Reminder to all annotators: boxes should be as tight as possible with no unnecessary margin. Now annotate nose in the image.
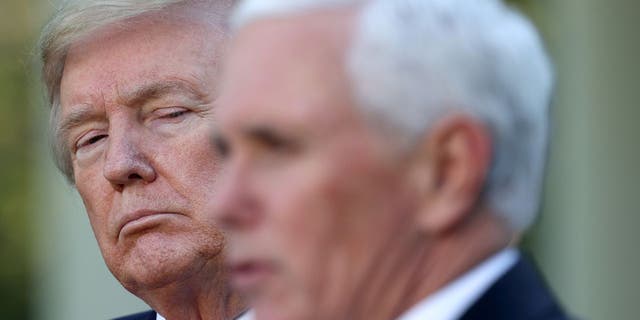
[103,130,156,191]
[213,159,261,231]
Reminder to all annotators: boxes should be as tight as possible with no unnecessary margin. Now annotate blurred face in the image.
[214,15,419,320]
[58,15,227,292]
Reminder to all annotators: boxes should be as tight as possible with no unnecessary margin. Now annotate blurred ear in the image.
[408,114,492,234]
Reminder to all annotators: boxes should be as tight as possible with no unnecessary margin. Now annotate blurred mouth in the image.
[228,260,275,293]
[118,210,180,240]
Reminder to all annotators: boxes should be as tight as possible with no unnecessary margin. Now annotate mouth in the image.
[117,210,179,240]
[228,259,275,293]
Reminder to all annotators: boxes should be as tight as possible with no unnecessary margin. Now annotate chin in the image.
[254,296,313,320]
[110,232,223,292]
[255,308,296,320]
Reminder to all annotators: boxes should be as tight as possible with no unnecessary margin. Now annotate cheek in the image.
[279,159,406,296]
[75,165,113,233]
[158,129,221,199]
[265,169,357,301]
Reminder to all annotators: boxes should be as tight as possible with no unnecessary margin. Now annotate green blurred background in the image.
[0,0,638,319]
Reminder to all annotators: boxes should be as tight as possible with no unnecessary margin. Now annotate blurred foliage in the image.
[0,44,32,319]
[0,0,43,318]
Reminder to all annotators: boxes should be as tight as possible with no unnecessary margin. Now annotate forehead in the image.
[218,8,358,131]
[59,9,226,110]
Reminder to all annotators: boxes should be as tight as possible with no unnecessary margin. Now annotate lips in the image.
[116,210,179,239]
[228,259,275,293]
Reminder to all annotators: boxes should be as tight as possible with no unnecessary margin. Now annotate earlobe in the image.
[409,114,492,235]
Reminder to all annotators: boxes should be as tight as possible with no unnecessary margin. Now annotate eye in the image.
[249,127,300,154]
[75,132,108,151]
[155,107,190,121]
[213,135,231,159]
[163,110,188,119]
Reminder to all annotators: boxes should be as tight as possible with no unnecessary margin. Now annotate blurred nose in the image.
[214,158,261,231]
[103,129,156,191]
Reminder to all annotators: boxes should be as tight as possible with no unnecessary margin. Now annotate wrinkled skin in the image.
[58,11,238,317]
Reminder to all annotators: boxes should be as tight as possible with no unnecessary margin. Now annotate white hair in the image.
[232,0,554,230]
[231,0,362,30]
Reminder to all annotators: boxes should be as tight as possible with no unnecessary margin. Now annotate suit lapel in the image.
[460,255,568,320]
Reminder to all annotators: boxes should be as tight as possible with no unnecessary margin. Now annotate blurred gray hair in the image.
[232,0,554,230]
[39,0,235,183]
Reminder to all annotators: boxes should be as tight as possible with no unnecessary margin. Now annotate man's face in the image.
[215,14,420,320]
[58,15,227,291]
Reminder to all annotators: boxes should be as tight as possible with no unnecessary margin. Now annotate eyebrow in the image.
[58,80,208,144]
[121,79,207,108]
[57,106,104,147]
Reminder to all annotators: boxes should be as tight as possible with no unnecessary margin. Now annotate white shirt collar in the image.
[396,248,518,320]
[156,310,253,320]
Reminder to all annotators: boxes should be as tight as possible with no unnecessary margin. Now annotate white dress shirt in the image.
[156,309,253,320]
[396,248,518,320]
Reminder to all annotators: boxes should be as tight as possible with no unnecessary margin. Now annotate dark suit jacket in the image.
[460,255,570,320]
[112,309,251,320]
[112,310,156,320]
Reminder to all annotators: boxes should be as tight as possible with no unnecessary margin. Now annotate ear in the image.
[408,114,492,235]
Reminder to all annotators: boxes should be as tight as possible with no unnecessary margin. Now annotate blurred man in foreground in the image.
[39,1,247,319]
[213,0,569,319]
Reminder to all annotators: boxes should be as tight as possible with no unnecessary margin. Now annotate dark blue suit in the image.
[112,310,156,320]
[460,256,570,320]
[112,309,251,320]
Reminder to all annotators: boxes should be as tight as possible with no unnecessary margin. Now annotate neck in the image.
[346,210,511,320]
[136,260,245,320]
